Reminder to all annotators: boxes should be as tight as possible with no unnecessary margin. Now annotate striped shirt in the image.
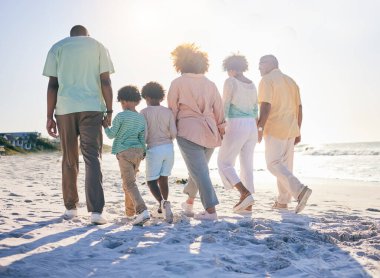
[104,110,146,155]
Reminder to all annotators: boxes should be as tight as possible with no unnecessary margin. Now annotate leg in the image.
[183,147,214,199]
[265,136,304,203]
[239,119,257,194]
[147,179,163,203]
[117,149,147,214]
[56,113,80,210]
[79,112,105,213]
[145,145,165,202]
[158,144,174,201]
[265,135,292,204]
[177,137,219,211]
[124,191,135,217]
[217,119,245,190]
[158,176,169,200]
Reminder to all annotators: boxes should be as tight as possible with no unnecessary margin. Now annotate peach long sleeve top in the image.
[167,73,225,148]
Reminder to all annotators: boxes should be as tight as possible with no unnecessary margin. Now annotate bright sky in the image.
[0,0,379,144]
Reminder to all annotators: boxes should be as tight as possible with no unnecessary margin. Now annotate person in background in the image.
[43,25,114,225]
[141,82,177,223]
[168,43,225,221]
[257,54,312,213]
[217,54,258,213]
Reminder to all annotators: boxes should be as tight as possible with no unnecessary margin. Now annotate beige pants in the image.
[56,112,104,213]
[117,148,147,214]
[264,135,305,204]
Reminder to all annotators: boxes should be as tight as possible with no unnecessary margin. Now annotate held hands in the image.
[102,113,112,128]
[294,135,301,145]
[258,129,263,143]
[218,126,225,139]
[46,118,58,138]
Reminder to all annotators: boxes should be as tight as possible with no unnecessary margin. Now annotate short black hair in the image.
[141,82,165,100]
[223,54,249,72]
[70,25,88,37]
[117,85,141,102]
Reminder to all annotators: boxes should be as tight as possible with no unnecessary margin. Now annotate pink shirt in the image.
[168,73,225,148]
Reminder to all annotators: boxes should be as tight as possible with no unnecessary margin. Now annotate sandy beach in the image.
[0,152,379,277]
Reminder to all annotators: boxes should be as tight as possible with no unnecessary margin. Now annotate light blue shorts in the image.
[145,143,174,181]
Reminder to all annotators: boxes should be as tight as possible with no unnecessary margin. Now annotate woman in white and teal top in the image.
[217,54,258,214]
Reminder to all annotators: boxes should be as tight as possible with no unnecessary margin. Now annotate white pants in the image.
[264,135,305,204]
[217,118,257,193]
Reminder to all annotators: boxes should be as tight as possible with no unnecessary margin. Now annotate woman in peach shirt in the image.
[168,43,225,220]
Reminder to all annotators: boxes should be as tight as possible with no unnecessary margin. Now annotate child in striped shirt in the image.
[103,85,150,226]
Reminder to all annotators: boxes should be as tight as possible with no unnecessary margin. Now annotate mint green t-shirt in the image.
[43,36,115,115]
[104,110,147,155]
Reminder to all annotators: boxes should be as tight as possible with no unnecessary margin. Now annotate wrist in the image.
[106,109,113,114]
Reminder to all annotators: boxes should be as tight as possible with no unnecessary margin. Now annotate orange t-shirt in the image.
[258,69,301,139]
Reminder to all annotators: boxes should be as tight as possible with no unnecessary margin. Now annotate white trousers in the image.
[217,118,257,193]
[264,135,304,204]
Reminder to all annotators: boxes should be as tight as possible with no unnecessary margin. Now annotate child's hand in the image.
[102,119,109,128]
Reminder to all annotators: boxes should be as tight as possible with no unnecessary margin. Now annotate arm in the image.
[222,79,233,119]
[169,112,177,139]
[257,102,271,143]
[104,115,120,139]
[213,85,226,136]
[167,81,179,121]
[138,122,147,152]
[294,105,302,145]
[100,72,113,126]
[46,77,59,138]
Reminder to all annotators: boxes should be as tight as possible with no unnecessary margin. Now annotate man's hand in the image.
[46,118,58,138]
[258,129,263,143]
[294,135,301,145]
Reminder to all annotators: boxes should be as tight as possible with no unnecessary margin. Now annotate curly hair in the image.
[171,43,209,74]
[222,54,249,72]
[117,85,141,102]
[141,82,165,100]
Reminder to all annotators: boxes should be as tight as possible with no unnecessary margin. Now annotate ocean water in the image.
[172,141,380,183]
[103,141,380,183]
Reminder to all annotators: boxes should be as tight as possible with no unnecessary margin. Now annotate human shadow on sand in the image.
[0,211,374,278]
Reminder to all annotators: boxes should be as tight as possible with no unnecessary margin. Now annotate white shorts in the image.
[145,143,174,181]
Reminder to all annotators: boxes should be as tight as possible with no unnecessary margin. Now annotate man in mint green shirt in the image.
[43,25,114,225]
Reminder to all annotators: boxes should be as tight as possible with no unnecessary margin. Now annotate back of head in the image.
[223,54,249,72]
[70,25,89,37]
[171,43,209,74]
[117,85,141,102]
[260,55,279,68]
[141,82,165,100]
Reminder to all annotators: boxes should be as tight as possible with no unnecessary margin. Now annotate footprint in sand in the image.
[8,192,23,197]
[103,239,124,249]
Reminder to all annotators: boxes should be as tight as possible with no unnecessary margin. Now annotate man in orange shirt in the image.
[257,55,312,213]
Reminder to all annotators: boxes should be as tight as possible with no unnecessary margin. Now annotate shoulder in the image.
[170,76,182,85]
[159,106,174,115]
[283,73,298,86]
[48,37,70,53]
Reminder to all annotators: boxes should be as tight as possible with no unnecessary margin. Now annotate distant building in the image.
[0,145,5,155]
[0,132,41,150]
